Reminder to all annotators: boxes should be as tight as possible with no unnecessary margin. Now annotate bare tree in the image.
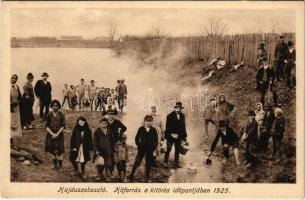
[203,17,228,37]
[151,21,162,39]
[107,21,120,46]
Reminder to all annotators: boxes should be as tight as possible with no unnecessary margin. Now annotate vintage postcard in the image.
[0,1,304,198]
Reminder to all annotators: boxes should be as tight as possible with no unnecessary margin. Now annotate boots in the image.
[58,160,63,171]
[52,159,58,169]
[144,167,151,183]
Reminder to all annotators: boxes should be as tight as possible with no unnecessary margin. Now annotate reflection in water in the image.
[12,47,221,182]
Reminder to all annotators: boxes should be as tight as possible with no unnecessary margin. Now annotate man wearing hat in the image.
[241,111,258,167]
[164,102,189,169]
[207,120,240,165]
[34,72,52,121]
[21,73,35,129]
[106,109,127,175]
[274,35,289,81]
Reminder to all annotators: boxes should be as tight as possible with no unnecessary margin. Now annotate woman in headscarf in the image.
[255,102,266,143]
[10,74,23,148]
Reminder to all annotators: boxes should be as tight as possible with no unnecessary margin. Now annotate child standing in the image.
[271,108,285,162]
[70,116,93,177]
[93,118,113,182]
[45,100,66,171]
[69,85,78,112]
[128,115,158,182]
[113,133,129,182]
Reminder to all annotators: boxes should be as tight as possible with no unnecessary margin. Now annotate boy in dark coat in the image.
[164,102,189,169]
[107,109,127,175]
[34,72,52,121]
[262,104,275,151]
[271,108,285,162]
[241,111,258,167]
[70,116,93,177]
[128,115,158,183]
[22,73,35,130]
[207,120,241,165]
[93,118,114,182]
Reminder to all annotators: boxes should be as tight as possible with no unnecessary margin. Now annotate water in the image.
[11,47,221,182]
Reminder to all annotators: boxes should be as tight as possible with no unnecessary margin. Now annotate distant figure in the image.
[117,79,128,112]
[207,120,240,165]
[45,100,66,171]
[22,73,35,130]
[257,42,268,68]
[88,80,99,111]
[62,83,70,110]
[256,57,276,106]
[10,74,23,148]
[34,72,52,121]
[203,96,217,140]
[69,85,78,112]
[164,102,189,169]
[274,35,289,81]
[70,116,93,178]
[286,41,296,89]
[128,115,158,183]
[75,79,86,111]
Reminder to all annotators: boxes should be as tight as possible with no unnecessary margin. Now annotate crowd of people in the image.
[10,35,294,182]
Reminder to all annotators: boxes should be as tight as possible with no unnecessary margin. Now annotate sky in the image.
[11,8,296,38]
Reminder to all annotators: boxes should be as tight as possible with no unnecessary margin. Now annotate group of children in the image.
[45,100,129,182]
[62,78,128,113]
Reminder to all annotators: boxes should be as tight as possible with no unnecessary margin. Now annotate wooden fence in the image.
[118,33,295,67]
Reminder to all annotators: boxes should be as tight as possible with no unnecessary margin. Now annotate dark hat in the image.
[279,35,285,39]
[264,103,272,108]
[288,40,294,46]
[41,72,49,77]
[26,73,34,79]
[218,120,227,128]
[248,110,256,116]
[107,109,117,115]
[257,42,265,49]
[174,102,184,109]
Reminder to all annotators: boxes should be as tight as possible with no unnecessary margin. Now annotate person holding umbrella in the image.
[34,72,52,121]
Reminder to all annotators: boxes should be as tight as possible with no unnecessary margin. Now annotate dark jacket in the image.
[108,119,127,144]
[263,111,275,132]
[274,42,289,61]
[210,127,239,152]
[272,117,285,137]
[287,48,296,67]
[93,128,114,166]
[70,127,93,162]
[256,67,275,87]
[135,126,158,151]
[34,80,52,102]
[244,119,258,142]
[165,111,187,141]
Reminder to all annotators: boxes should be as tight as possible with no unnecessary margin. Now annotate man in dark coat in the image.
[207,120,240,165]
[164,102,189,169]
[34,72,52,121]
[106,109,127,175]
[286,40,296,88]
[256,57,276,106]
[22,73,35,129]
[241,111,258,167]
[274,35,289,81]
[128,115,158,182]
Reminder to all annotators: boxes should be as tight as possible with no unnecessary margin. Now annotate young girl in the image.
[45,100,66,171]
[93,118,113,182]
[70,116,93,177]
[255,102,266,141]
[113,133,129,182]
